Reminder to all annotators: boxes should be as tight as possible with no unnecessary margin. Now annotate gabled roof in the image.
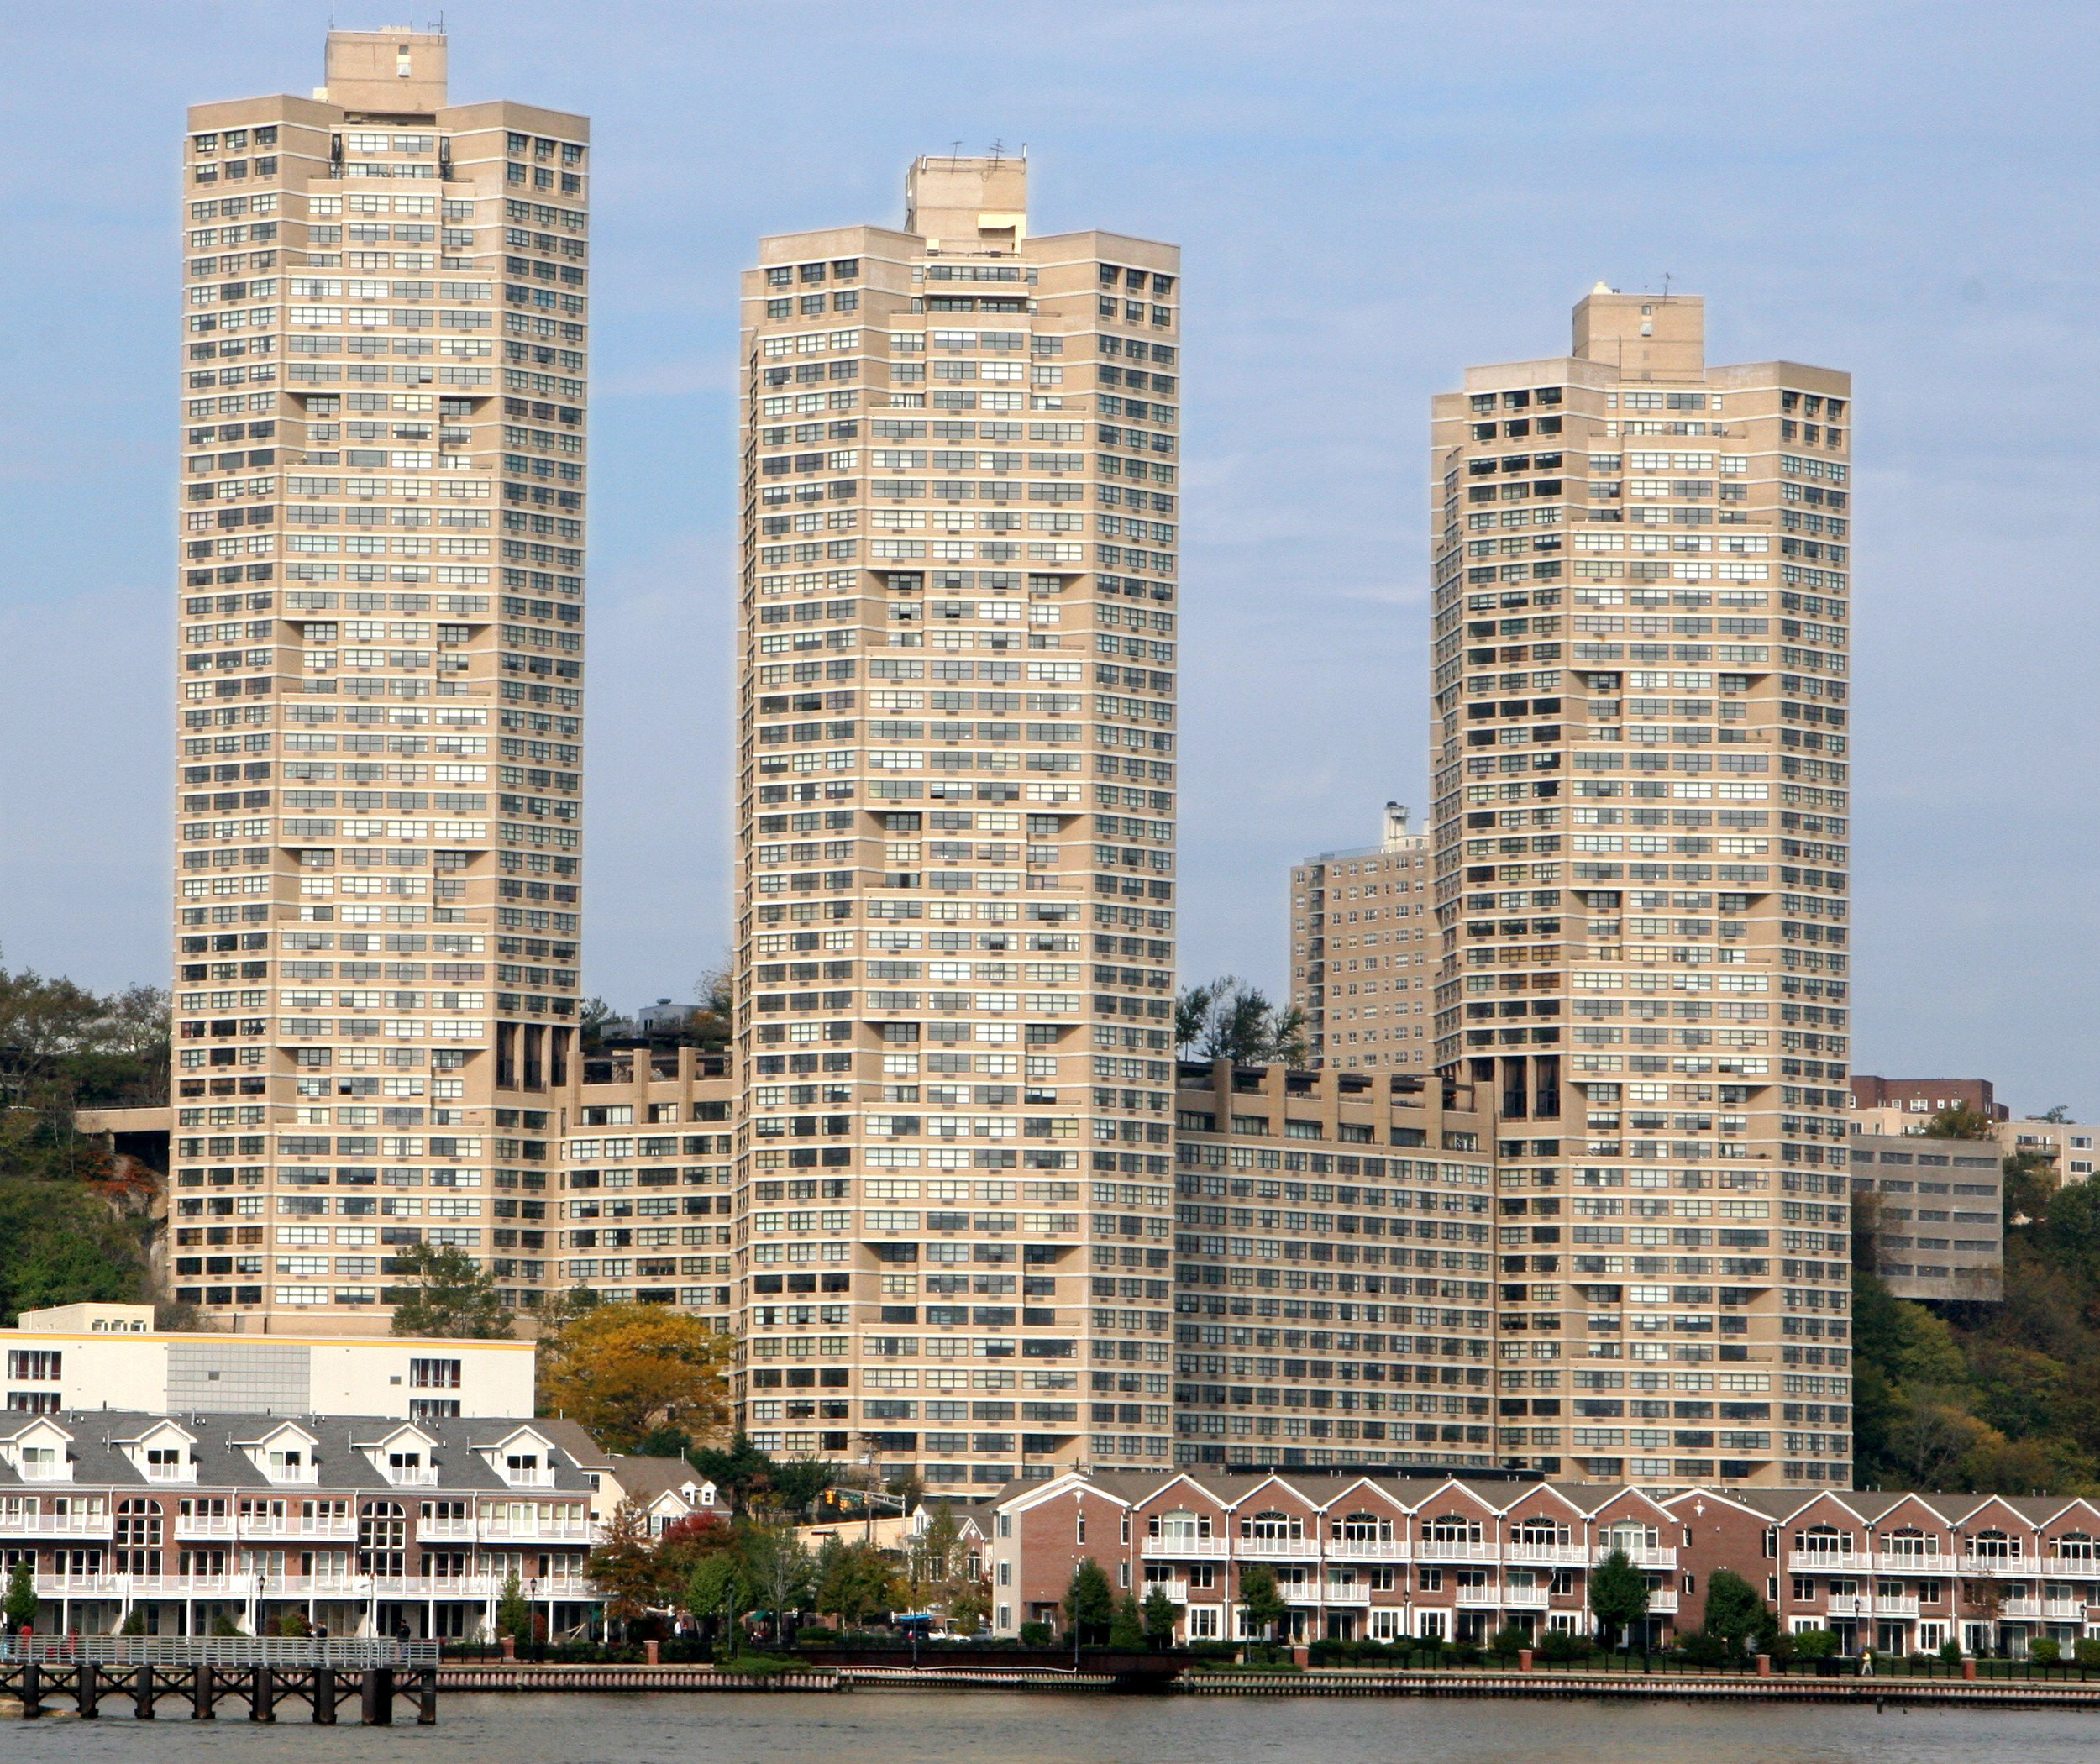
[231,1419,321,1449]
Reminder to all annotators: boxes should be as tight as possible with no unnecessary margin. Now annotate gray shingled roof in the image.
[0,1410,598,1495]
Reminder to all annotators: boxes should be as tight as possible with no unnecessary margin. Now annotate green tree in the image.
[1701,1567,1769,1660]
[1141,1583,1178,1647]
[496,1571,532,1645]
[1109,1591,1146,1651]
[813,1536,895,1628]
[1235,1562,1288,1647]
[689,1549,753,1654]
[1588,1548,1650,1650]
[1064,1557,1114,1646]
[3,1557,37,1630]
[1174,976,1309,1065]
[386,1241,514,1338]
[740,1520,816,1637]
[1923,1103,1997,1140]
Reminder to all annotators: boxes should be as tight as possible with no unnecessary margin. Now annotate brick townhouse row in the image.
[985,1469,2100,1657]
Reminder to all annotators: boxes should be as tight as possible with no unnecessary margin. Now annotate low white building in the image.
[3,1304,536,1420]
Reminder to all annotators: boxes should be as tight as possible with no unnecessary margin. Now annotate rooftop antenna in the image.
[988,139,1005,164]
[1662,272,1673,299]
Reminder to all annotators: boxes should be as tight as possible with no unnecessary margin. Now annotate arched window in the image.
[359,1499,407,1577]
[2050,1532,2093,1562]
[1791,1524,1849,1556]
[1150,1509,1210,1542]
[1423,1513,1482,1546]
[1513,1516,1570,1547]
[1879,1528,1938,1560]
[1334,1510,1393,1543]
[113,1498,162,1576]
[1968,1529,2016,1560]
[1241,1509,1302,1541]
[1603,1520,1658,1554]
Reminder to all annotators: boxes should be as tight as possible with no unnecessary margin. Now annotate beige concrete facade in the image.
[1290,801,1436,1067]
[1846,1133,2003,1302]
[171,29,588,1333]
[1430,290,1855,1488]
[730,158,1183,1487]
[1170,1061,1502,1473]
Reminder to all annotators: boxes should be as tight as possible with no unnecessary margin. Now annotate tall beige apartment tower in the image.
[1289,801,1436,1068]
[1431,290,1855,1489]
[732,158,1182,1487]
[171,29,588,1331]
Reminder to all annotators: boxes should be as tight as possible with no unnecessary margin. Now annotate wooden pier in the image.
[2,1637,439,1724]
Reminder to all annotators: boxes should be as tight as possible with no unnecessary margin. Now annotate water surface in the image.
[5,1689,2091,1764]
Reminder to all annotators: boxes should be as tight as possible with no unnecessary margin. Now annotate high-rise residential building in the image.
[1289,801,1436,1068]
[732,156,1183,1486]
[1429,288,1855,1488]
[1169,1059,1499,1472]
[170,29,589,1332]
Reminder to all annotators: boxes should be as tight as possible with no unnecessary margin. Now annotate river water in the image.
[5,1691,2094,1763]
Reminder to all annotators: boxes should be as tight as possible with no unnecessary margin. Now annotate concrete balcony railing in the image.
[1141,1536,1227,1559]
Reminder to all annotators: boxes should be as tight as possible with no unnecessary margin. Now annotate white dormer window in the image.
[144,1446,193,1482]
[20,1446,66,1481]
[387,1450,436,1485]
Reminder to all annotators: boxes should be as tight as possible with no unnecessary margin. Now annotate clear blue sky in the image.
[1,2,2093,1116]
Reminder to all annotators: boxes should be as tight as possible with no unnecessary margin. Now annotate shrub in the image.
[1538,1629,1591,1664]
[1019,1621,1053,1647]
[1488,1625,1528,1660]
[1677,1628,1730,1668]
[2029,1636,2061,1665]
[795,1625,835,1646]
[2076,1637,2100,1668]
[1792,1629,1837,1661]
[1447,1643,1483,1667]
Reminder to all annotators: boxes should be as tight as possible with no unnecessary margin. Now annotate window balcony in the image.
[1597,1545,1677,1570]
[1498,1585,1552,1609]
[1645,1590,1679,1614]
[1236,1533,1319,1558]
[417,1517,477,1542]
[0,1508,108,1536]
[1956,1553,2026,1575]
[1141,1535,1226,1559]
[1326,1537,1407,1561]
[1505,1542,1587,1566]
[498,1467,557,1488]
[1453,1584,1504,1607]
[383,1467,440,1487]
[1140,1578,1189,1603]
[1416,1541,1498,1563]
[1788,1550,1874,1573]
[176,1514,236,1537]
[1875,1551,1947,1574]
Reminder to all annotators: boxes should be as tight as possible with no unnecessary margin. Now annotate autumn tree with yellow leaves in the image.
[535,1300,732,1452]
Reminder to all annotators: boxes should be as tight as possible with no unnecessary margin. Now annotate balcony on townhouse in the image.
[0,1507,108,1536]
[1499,1584,1553,1609]
[1956,1552,2026,1575]
[1505,1542,1588,1567]
[1416,1541,1499,1564]
[1236,1533,1320,1558]
[417,1516,477,1542]
[1598,1545,1677,1570]
[1140,1578,1190,1603]
[1140,1535,1227,1559]
[1788,1550,1875,1573]
[1876,1551,1948,1575]
[1453,1584,1504,1607]
[1326,1536,1408,1561]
